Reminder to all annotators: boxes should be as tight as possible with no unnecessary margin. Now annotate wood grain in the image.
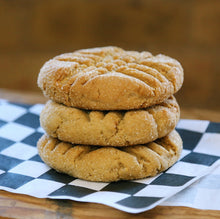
[0,190,220,219]
[0,89,220,218]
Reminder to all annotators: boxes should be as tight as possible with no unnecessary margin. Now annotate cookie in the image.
[40,96,180,146]
[37,130,182,182]
[37,46,183,110]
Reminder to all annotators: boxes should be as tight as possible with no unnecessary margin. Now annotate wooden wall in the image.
[0,0,220,109]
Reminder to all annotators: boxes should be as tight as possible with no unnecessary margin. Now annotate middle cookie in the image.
[40,96,180,147]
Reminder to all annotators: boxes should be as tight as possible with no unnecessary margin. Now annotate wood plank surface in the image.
[0,89,220,219]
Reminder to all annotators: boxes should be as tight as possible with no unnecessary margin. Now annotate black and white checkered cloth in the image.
[0,99,219,213]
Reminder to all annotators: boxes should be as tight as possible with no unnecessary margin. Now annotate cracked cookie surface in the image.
[37,46,184,110]
[40,96,180,146]
[37,130,182,182]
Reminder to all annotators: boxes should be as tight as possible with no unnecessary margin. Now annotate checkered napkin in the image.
[0,99,219,213]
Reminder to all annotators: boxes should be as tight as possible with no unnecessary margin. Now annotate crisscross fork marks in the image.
[38,46,183,110]
[55,47,180,91]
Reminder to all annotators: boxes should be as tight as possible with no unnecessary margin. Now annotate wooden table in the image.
[0,89,220,219]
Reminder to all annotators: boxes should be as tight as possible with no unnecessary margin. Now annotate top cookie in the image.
[38,46,184,110]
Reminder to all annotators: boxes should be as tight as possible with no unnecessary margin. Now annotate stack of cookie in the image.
[37,46,184,182]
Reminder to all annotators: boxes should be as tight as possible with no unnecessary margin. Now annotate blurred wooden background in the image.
[0,0,219,110]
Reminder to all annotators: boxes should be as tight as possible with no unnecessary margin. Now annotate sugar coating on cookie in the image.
[37,130,182,182]
[37,46,184,110]
[40,96,180,146]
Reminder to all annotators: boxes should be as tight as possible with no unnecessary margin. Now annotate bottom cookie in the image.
[37,130,182,182]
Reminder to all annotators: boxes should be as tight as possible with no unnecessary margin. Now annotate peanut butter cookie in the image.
[40,96,180,146]
[37,130,182,182]
[37,46,183,110]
